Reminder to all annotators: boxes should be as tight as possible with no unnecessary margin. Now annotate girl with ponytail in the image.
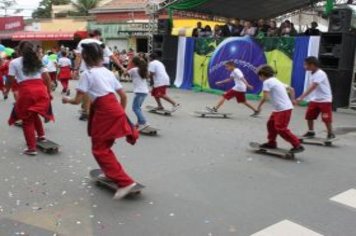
[6,41,54,156]
[128,56,150,130]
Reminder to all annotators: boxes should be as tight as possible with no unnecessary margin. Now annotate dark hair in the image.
[18,41,43,75]
[89,29,102,38]
[257,65,275,77]
[61,51,67,57]
[132,56,148,79]
[304,56,320,67]
[149,53,158,60]
[225,61,235,67]
[81,43,103,68]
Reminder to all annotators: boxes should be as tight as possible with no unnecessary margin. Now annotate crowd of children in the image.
[0,28,336,199]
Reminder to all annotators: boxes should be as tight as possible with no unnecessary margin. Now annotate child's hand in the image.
[247,84,254,90]
[292,99,297,106]
[62,96,70,104]
[216,81,222,85]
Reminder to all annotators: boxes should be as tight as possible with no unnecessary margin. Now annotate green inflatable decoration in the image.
[49,54,58,62]
[4,48,15,56]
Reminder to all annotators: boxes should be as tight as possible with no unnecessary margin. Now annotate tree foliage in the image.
[70,0,101,16]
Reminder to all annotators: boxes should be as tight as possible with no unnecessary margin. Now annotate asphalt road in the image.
[0,81,355,236]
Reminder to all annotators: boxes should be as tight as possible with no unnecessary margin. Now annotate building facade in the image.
[90,0,149,52]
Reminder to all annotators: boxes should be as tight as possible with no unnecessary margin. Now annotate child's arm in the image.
[241,77,254,90]
[287,86,296,105]
[297,83,318,102]
[257,91,269,111]
[216,77,233,85]
[62,91,85,105]
[4,75,14,96]
[116,89,127,109]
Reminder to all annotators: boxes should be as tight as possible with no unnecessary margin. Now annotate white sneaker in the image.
[113,183,137,200]
[138,124,149,131]
[172,103,181,112]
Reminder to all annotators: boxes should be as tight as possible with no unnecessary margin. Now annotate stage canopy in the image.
[168,0,322,20]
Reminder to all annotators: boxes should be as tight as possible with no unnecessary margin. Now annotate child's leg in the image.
[154,97,164,109]
[266,113,278,147]
[133,93,148,125]
[274,110,301,148]
[242,101,258,112]
[305,102,319,133]
[91,138,135,188]
[34,114,45,138]
[22,113,37,151]
[320,102,334,135]
[214,97,226,110]
[161,95,177,106]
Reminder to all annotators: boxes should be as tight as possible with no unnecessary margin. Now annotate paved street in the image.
[0,81,356,236]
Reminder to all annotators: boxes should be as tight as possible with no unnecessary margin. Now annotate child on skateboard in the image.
[62,43,139,200]
[256,65,304,153]
[297,57,335,140]
[5,41,54,156]
[206,61,259,116]
[128,56,150,130]
[148,53,180,112]
[57,51,72,95]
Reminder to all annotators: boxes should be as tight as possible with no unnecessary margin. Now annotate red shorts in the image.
[305,102,333,123]
[223,90,246,103]
[151,86,167,98]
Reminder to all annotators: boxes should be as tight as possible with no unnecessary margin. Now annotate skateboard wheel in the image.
[201,114,206,118]
[325,142,332,147]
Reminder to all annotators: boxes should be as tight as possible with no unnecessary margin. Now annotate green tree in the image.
[0,0,21,16]
[32,0,52,18]
[70,0,101,16]
[53,0,71,5]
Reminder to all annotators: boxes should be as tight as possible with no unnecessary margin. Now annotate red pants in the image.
[49,72,57,83]
[23,113,45,150]
[267,109,300,148]
[91,138,134,188]
[0,76,4,91]
[306,102,333,123]
[59,79,69,92]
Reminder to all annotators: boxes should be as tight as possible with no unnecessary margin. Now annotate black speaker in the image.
[319,32,356,70]
[324,69,354,108]
[328,8,353,32]
[152,35,178,84]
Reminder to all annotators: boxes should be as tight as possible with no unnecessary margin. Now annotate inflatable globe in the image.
[208,36,267,94]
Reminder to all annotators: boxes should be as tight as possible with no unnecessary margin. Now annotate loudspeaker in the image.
[152,35,178,83]
[328,8,352,32]
[324,69,354,108]
[319,32,356,70]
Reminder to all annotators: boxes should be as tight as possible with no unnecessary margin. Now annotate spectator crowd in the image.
[192,18,321,38]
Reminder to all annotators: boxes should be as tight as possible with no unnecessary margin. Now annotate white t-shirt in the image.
[58,57,72,67]
[309,69,332,103]
[231,68,247,92]
[77,67,122,101]
[76,38,113,71]
[148,60,170,88]
[128,67,149,94]
[42,55,57,72]
[8,57,47,83]
[263,77,293,112]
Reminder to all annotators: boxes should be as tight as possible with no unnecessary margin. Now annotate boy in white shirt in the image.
[148,53,180,111]
[297,57,335,139]
[256,65,304,153]
[207,61,259,116]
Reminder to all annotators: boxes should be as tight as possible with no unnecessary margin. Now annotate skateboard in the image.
[139,126,158,136]
[249,142,295,159]
[298,136,337,147]
[146,105,172,116]
[195,111,232,118]
[37,139,59,154]
[90,169,145,197]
